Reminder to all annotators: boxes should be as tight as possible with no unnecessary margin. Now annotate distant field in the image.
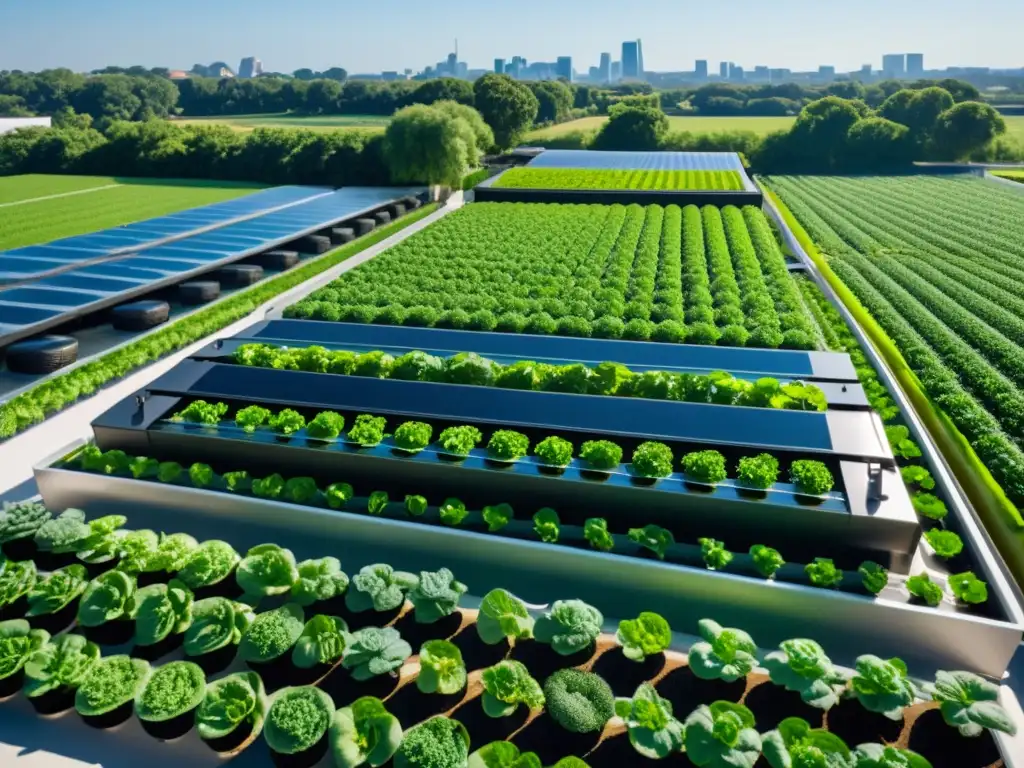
[0,176,264,251]
[528,115,797,140]
[173,113,390,133]
[994,170,1024,183]
[493,167,745,191]
[1004,116,1024,142]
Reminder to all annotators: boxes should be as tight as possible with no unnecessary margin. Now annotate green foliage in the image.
[683,701,762,768]
[291,557,349,606]
[900,465,935,491]
[75,655,151,716]
[682,450,728,484]
[763,639,850,711]
[616,683,685,759]
[409,568,467,623]
[326,483,355,510]
[584,518,615,552]
[851,744,934,768]
[761,716,852,768]
[348,414,387,447]
[924,529,964,559]
[616,612,671,661]
[688,619,758,682]
[907,573,944,606]
[23,633,100,698]
[307,411,346,440]
[184,597,254,657]
[630,525,675,560]
[405,495,429,517]
[417,640,467,695]
[196,671,268,742]
[534,436,574,468]
[948,571,988,604]
[292,615,348,669]
[270,408,306,436]
[264,686,335,755]
[437,425,483,456]
[805,558,844,589]
[859,562,890,595]
[172,399,227,425]
[736,454,781,489]
[481,660,545,718]
[77,569,135,627]
[850,655,919,719]
[134,578,194,646]
[591,105,670,151]
[236,543,299,598]
[394,421,434,452]
[487,430,531,461]
[699,537,733,571]
[579,440,623,470]
[789,460,835,496]
[330,696,403,768]
[532,508,560,543]
[885,426,922,461]
[482,503,514,532]
[468,742,541,768]
[927,670,1017,737]
[239,603,305,663]
[543,668,615,733]
[394,716,470,768]
[343,626,412,681]
[912,494,948,521]
[0,500,51,544]
[346,564,418,613]
[384,102,491,187]
[477,588,534,645]
[368,491,390,516]
[135,661,206,721]
[26,564,88,616]
[235,405,272,433]
[0,619,49,680]
[473,73,540,150]
[631,442,674,478]
[439,498,468,526]
[533,599,603,656]
[750,545,785,579]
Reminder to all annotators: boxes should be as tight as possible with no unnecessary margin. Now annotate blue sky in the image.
[1,0,1021,75]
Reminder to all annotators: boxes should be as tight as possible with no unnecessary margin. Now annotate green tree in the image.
[72,75,142,123]
[52,106,93,129]
[305,79,343,114]
[432,100,494,157]
[591,104,669,151]
[789,96,869,168]
[930,101,1006,159]
[383,103,483,186]
[842,117,914,169]
[472,73,539,150]
[407,77,475,107]
[530,80,574,124]
[935,78,981,103]
[0,94,31,116]
[825,80,866,100]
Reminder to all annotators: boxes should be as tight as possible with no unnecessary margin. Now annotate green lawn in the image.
[993,170,1024,183]
[0,177,264,251]
[0,174,124,205]
[1003,116,1024,142]
[173,113,390,133]
[528,115,796,140]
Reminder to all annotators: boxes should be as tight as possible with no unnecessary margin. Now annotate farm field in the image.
[763,174,1024,517]
[492,168,745,191]
[528,115,797,140]
[0,174,122,205]
[993,170,1024,183]
[173,112,390,133]
[286,201,822,349]
[0,177,265,251]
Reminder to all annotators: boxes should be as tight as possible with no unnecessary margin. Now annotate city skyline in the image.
[1,0,1022,75]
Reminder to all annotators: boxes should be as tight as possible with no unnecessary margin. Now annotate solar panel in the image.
[526,150,755,189]
[0,187,425,349]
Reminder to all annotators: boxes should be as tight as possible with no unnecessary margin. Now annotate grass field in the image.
[527,115,797,140]
[173,113,390,133]
[994,170,1024,183]
[1005,117,1024,143]
[0,176,264,251]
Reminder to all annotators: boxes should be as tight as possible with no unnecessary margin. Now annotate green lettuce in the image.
[77,569,136,627]
[135,660,206,721]
[23,633,101,698]
[292,615,348,669]
[330,696,403,768]
[196,671,268,741]
[134,578,195,647]
[185,597,255,657]
[264,686,335,755]
[27,564,89,616]
[0,619,49,680]
[236,543,299,598]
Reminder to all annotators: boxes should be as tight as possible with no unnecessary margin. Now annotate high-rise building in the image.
[446,52,458,75]
[508,56,526,79]
[456,61,469,79]
[588,66,601,80]
[882,53,906,79]
[622,40,641,79]
[719,61,730,79]
[859,63,873,79]
[695,60,708,80]
[754,65,769,82]
[599,53,612,83]
[818,65,836,80]
[611,61,622,82]
[907,53,924,77]
[730,65,745,82]
[494,58,506,74]
[238,57,262,79]
[556,56,573,82]
[637,39,644,76]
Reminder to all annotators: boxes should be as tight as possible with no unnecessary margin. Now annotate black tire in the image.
[296,235,332,255]
[5,335,79,375]
[388,203,406,219]
[402,196,422,210]
[110,301,170,332]
[354,218,375,236]
[329,228,355,245]
[374,211,391,226]
[178,281,221,306]
[218,264,264,286]
[253,250,299,270]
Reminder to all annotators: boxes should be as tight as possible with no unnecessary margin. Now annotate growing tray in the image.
[32,442,1023,680]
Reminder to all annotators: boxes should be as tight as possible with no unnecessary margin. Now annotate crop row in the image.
[764,176,1024,511]
[0,499,1012,768]
[0,204,440,443]
[491,168,745,192]
[229,344,829,411]
[284,202,820,350]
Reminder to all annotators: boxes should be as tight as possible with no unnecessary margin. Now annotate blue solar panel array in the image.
[0,187,421,347]
[0,186,333,285]
[527,150,756,190]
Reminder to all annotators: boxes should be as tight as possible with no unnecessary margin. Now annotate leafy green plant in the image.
[763,638,849,711]
[907,573,944,606]
[789,460,835,496]
[32,508,89,554]
[307,411,346,440]
[631,442,674,478]
[189,463,217,489]
[173,400,228,426]
[107,529,158,573]
[368,491,390,516]
[353,351,395,379]
[394,716,470,768]
[482,503,513,532]
[175,540,240,591]
[630,525,674,560]
[736,454,780,489]
[615,682,685,759]
[437,425,483,456]
[404,495,428,517]
[584,518,614,552]
[468,742,541,768]
[26,565,89,617]
[237,543,299,598]
[346,564,418,613]
[924,529,963,559]
[0,558,36,611]
[409,568,467,623]
[544,668,615,734]
[851,744,933,768]
[476,589,534,645]
[439,498,468,526]
[23,633,100,698]
[291,557,349,607]
[534,436,574,468]
[270,408,306,436]
[394,421,434,452]
[762,716,852,768]
[533,599,603,656]
[224,471,252,493]
[949,571,988,604]
[293,615,348,669]
[330,696,403,768]
[264,686,335,756]
[688,619,758,682]
[0,500,52,545]
[343,627,412,681]
[579,440,623,471]
[129,456,160,479]
[0,619,49,682]
[683,701,762,768]
[195,671,268,743]
[284,477,320,505]
[417,640,467,695]
[157,461,184,484]
[533,508,560,543]
[859,562,890,595]
[805,558,843,589]
[134,578,194,647]
[135,661,207,723]
[750,545,785,579]
[235,405,272,433]
[487,430,531,461]
[927,670,1017,737]
[850,655,919,719]
[616,612,671,661]
[885,426,922,460]
[698,537,733,570]
[327,482,355,509]
[900,465,935,491]
[682,450,728,484]
[481,660,545,718]
[184,597,254,658]
[392,350,445,382]
[912,494,948,521]
[253,473,286,499]
[77,569,136,627]
[239,603,305,663]
[75,655,151,717]
[348,414,387,447]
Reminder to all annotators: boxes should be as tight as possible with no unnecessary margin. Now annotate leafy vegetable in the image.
[949,571,988,604]
[235,405,272,433]
[789,460,835,496]
[252,473,286,500]
[629,525,675,560]
[26,564,89,616]
[330,696,403,768]
[134,578,194,646]
[885,426,922,461]
[394,716,470,768]
[924,529,964,559]
[534,436,574,468]
[270,408,306,436]
[0,500,52,544]
[805,558,844,589]
[291,557,349,606]
[736,454,780,489]
[630,441,674,478]
[579,440,623,470]
[189,462,217,489]
[327,482,355,509]
[487,430,530,461]
[584,518,614,552]
[468,742,541,768]
[699,537,733,570]
[482,503,513,532]
[532,508,560,543]
[239,603,305,663]
[353,351,395,379]
[912,494,948,521]
[481,660,545,718]
[348,414,387,447]
[343,627,412,681]
[683,701,762,768]
[176,540,240,590]
[750,545,785,579]
[129,457,160,479]
[32,508,89,554]
[682,450,728,484]
[417,640,467,695]
[307,411,346,440]
[616,612,671,661]
[900,466,935,491]
[0,619,49,680]
[173,400,228,425]
[688,619,758,682]
[346,564,418,613]
[237,543,299,598]
[615,682,685,759]
[23,633,100,698]
[264,686,335,755]
[927,669,1017,737]
[544,668,615,733]
[907,573,944,606]
[851,744,933,768]
[859,562,890,596]
[437,426,483,456]
[0,558,37,610]
[293,615,348,669]
[763,638,850,711]
[77,569,136,627]
[135,661,206,721]
[75,655,151,717]
[850,655,919,719]
[392,350,445,382]
[409,568,467,623]
[761,716,852,768]
[405,495,429,517]
[223,471,252,493]
[446,352,497,385]
[394,421,434,452]
[477,588,534,645]
[439,498,468,526]
[184,597,255,657]
[533,599,603,656]
[195,671,268,741]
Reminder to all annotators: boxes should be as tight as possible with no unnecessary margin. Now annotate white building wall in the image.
[0,117,52,134]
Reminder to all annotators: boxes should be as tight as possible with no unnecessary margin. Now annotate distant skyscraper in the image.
[754,65,769,82]
[611,61,622,82]
[556,56,573,82]
[446,52,458,75]
[494,58,506,74]
[882,53,906,79]
[719,61,730,79]
[622,40,641,79]
[695,60,708,80]
[599,52,612,83]
[818,65,836,79]
[730,65,745,82]
[238,57,262,79]
[859,63,873,79]
[907,53,924,77]
[637,39,644,76]
[456,61,469,79]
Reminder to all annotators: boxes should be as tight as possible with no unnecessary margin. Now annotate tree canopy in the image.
[473,74,538,150]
